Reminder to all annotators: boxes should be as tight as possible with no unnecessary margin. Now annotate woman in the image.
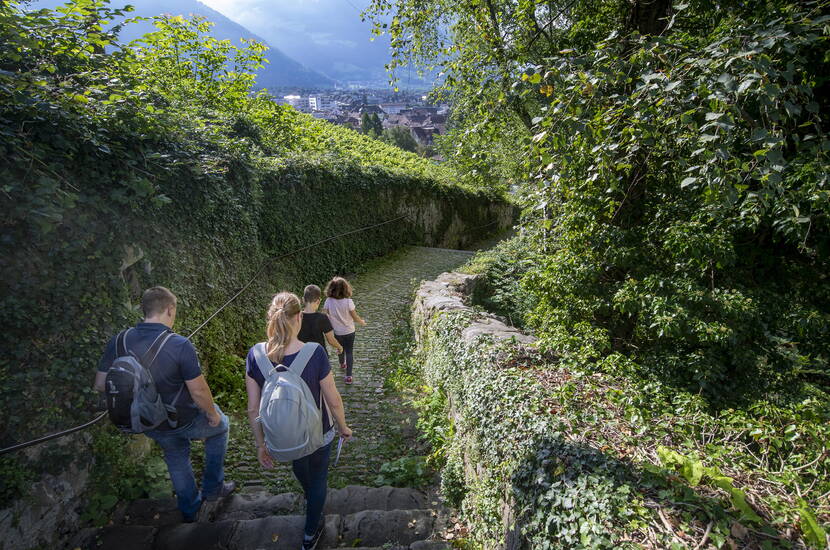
[245,292,352,550]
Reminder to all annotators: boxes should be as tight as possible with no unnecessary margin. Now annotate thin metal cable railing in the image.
[0,214,417,456]
[1,212,506,455]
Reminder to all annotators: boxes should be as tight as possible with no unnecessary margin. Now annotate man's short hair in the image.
[303,284,322,304]
[141,286,177,318]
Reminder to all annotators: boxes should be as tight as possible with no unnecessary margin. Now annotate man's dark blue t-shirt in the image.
[98,322,202,429]
[245,344,332,433]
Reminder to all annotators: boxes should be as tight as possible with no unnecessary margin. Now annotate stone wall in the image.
[411,272,536,550]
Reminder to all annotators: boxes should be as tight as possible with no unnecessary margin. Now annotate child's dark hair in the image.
[325,277,353,299]
[303,284,322,304]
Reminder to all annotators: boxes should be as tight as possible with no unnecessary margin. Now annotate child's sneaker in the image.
[339,362,346,369]
[344,376,353,385]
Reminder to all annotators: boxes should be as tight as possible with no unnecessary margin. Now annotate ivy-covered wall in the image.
[0,151,511,548]
[412,270,828,549]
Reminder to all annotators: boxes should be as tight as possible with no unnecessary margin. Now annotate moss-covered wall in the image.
[0,152,511,548]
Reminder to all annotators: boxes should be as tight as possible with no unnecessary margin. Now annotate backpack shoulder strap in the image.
[252,342,276,380]
[140,330,174,369]
[288,342,319,377]
[116,328,133,357]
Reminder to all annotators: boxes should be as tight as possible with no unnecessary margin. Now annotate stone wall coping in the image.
[414,272,537,347]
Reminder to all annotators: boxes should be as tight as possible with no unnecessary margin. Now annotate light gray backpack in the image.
[253,342,329,461]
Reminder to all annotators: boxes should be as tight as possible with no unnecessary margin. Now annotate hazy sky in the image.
[198,0,397,82]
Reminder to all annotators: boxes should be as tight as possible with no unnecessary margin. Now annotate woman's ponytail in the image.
[265,292,302,362]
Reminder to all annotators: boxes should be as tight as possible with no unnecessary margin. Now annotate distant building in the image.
[284,95,310,112]
[309,96,337,112]
[311,112,338,122]
[411,126,440,145]
[427,114,447,134]
[358,104,385,117]
[380,103,408,115]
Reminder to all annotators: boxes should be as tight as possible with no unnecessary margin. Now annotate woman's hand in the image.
[339,425,353,440]
[257,445,274,469]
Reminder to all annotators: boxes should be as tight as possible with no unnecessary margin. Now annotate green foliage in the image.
[0,456,35,508]
[521,5,830,403]
[413,385,454,465]
[0,0,507,513]
[368,0,830,403]
[361,112,383,137]
[463,234,535,327]
[382,125,418,154]
[80,429,170,527]
[657,446,763,524]
[798,500,828,549]
[411,295,829,548]
[374,456,432,488]
[205,353,247,412]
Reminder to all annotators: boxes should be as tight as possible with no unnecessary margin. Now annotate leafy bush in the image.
[463,233,536,328]
[374,456,432,488]
[205,353,247,412]
[412,305,829,549]
[80,430,170,527]
[0,456,35,509]
[514,5,829,405]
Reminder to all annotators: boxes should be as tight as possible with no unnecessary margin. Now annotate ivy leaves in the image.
[518,5,830,404]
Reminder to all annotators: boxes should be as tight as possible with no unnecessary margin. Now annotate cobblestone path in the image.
[221,246,474,493]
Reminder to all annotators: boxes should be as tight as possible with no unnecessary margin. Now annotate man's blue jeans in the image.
[292,440,332,536]
[146,405,229,520]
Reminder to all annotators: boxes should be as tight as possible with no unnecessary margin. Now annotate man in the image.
[95,286,235,522]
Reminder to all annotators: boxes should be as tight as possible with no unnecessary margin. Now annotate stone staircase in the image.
[68,486,452,550]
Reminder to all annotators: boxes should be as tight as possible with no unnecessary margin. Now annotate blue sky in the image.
[198,0,395,82]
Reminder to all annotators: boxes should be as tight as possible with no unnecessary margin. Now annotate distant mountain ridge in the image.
[32,0,336,88]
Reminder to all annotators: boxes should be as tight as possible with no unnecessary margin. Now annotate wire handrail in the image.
[1,212,506,456]
[0,214,416,456]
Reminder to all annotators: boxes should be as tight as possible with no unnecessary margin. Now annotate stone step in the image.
[339,508,442,548]
[69,509,446,550]
[112,485,437,525]
[218,491,302,521]
[323,485,437,517]
[67,525,156,550]
[409,542,452,550]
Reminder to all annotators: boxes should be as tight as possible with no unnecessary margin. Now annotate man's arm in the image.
[94,336,117,392]
[178,340,220,426]
[94,371,107,393]
[185,375,221,426]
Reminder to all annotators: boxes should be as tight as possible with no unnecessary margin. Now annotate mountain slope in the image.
[33,0,336,88]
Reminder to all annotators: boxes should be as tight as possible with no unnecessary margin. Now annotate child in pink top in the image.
[322,277,366,384]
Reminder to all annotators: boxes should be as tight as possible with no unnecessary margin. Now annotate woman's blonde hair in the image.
[266,292,302,362]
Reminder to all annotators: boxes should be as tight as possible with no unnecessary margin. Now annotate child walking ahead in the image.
[299,284,344,357]
[323,277,366,385]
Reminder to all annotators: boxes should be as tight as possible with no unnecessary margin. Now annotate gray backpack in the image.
[253,342,329,461]
[104,329,183,434]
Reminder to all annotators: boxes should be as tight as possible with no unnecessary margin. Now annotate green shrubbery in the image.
[0,1,507,513]
[462,233,536,328]
[519,7,830,403]
[413,300,829,548]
